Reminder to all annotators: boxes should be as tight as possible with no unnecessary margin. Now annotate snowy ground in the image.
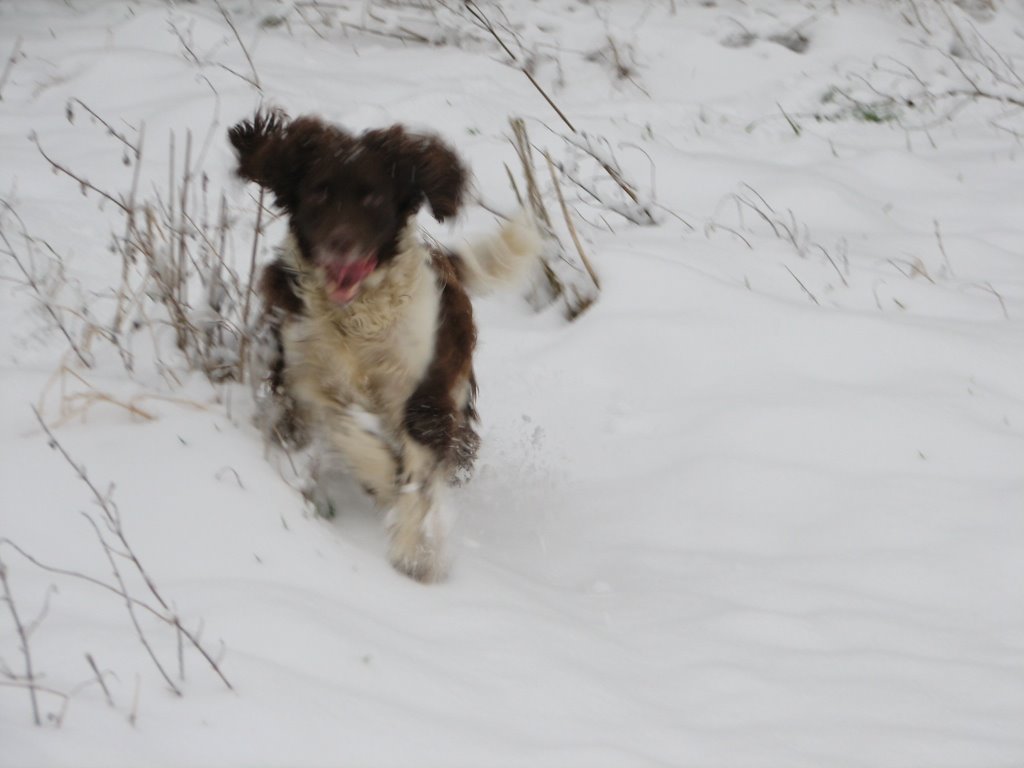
[2,1,1023,766]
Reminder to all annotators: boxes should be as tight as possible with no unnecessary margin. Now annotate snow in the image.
[2,1,1023,766]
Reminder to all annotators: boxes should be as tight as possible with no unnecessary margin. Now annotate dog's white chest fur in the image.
[280,225,439,428]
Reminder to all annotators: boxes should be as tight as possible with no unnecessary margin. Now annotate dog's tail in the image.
[451,212,542,295]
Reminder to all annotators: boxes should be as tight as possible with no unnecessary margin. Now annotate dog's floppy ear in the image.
[228,110,323,211]
[362,126,468,222]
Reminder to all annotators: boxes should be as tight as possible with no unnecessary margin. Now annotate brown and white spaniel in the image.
[229,110,539,581]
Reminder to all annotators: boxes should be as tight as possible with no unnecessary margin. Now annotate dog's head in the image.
[229,110,467,305]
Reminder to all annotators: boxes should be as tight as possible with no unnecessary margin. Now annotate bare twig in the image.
[557,132,659,225]
[0,36,24,101]
[0,558,41,725]
[0,681,70,726]
[31,133,131,214]
[0,206,92,368]
[0,539,166,625]
[80,513,182,696]
[29,409,234,692]
[169,21,202,66]
[975,281,1009,319]
[215,0,262,91]
[464,0,577,133]
[215,62,262,90]
[85,653,115,707]
[562,133,641,204]
[66,98,139,158]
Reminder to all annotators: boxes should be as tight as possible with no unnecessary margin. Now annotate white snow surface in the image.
[2,1,1023,766]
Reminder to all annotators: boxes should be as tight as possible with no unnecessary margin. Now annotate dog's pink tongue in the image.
[327,257,376,304]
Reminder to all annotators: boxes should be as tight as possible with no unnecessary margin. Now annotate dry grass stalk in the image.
[509,118,553,230]
[237,186,266,382]
[464,0,577,133]
[543,150,600,291]
[783,264,820,306]
[508,118,598,320]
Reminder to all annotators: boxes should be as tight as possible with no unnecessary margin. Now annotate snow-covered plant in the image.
[821,1,1023,132]
[22,106,269,389]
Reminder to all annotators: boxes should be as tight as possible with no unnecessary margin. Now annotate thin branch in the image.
[0,558,41,725]
[0,538,165,621]
[975,281,1009,319]
[85,653,115,707]
[0,35,23,101]
[23,584,56,639]
[215,0,262,91]
[0,681,69,727]
[215,62,262,90]
[66,98,139,158]
[0,206,92,368]
[464,0,577,133]
[169,21,202,66]
[562,133,641,204]
[28,410,234,692]
[31,134,130,214]
[79,512,182,696]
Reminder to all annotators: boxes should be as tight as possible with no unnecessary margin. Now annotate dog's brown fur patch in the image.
[403,250,480,475]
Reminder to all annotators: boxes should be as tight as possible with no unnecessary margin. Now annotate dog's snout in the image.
[326,232,354,255]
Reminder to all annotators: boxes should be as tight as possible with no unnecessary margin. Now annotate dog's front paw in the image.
[386,504,447,583]
[389,544,446,583]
